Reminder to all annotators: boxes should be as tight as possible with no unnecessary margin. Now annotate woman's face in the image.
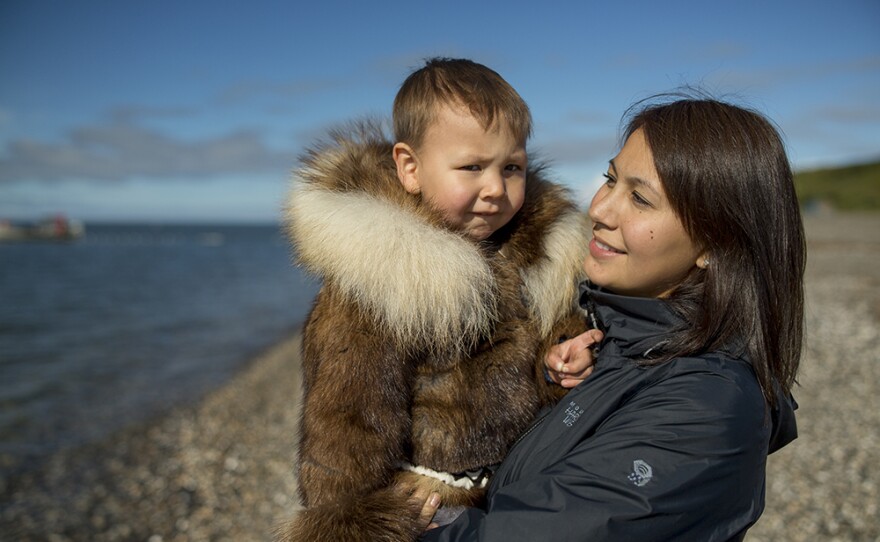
[584,128,705,298]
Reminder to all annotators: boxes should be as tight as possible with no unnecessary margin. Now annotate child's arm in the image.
[296,289,414,508]
[545,329,603,388]
[533,312,597,403]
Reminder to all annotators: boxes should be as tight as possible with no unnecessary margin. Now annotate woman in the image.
[415,95,805,541]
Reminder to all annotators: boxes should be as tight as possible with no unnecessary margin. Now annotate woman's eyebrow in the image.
[627,175,661,198]
[608,159,661,198]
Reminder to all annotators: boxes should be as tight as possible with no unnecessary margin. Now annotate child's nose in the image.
[481,171,506,198]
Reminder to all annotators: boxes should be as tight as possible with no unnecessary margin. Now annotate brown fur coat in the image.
[279,124,590,541]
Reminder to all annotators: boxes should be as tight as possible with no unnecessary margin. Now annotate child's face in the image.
[394,104,526,241]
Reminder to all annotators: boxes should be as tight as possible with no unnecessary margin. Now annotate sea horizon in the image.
[0,222,320,475]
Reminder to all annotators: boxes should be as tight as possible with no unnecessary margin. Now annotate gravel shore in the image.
[747,213,880,542]
[2,212,879,541]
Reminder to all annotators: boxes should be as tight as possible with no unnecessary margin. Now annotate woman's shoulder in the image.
[636,353,768,433]
[587,352,764,423]
[662,350,757,380]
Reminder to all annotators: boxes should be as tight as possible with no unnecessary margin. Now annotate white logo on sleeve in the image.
[628,460,653,487]
[562,401,583,427]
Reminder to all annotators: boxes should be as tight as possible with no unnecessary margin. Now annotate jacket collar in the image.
[579,281,683,360]
[578,282,799,454]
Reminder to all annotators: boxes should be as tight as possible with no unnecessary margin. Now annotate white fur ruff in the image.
[397,462,489,490]
[520,210,591,335]
[286,184,498,352]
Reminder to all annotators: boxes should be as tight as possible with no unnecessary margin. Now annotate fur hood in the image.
[284,122,589,352]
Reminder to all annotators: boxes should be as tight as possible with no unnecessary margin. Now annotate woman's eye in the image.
[632,191,652,207]
[505,164,523,172]
[602,172,616,186]
[460,165,481,172]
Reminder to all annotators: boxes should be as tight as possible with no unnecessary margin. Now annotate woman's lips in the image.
[589,237,625,258]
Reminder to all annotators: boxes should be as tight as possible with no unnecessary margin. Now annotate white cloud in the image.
[707,55,880,90]
[0,119,294,183]
[214,78,347,105]
[532,134,617,167]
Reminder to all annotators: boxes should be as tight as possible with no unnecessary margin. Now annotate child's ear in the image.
[393,142,421,194]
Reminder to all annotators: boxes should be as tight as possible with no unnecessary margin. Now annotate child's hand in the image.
[412,488,441,532]
[545,329,603,388]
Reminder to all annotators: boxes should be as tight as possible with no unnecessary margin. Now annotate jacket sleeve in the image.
[421,369,769,542]
[296,286,415,508]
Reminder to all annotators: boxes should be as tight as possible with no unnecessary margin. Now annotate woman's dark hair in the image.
[623,93,806,404]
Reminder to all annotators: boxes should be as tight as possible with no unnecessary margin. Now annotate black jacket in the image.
[422,283,798,542]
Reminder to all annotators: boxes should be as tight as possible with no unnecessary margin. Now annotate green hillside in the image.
[794,159,880,211]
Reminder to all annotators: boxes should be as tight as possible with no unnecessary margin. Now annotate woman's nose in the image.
[588,186,615,227]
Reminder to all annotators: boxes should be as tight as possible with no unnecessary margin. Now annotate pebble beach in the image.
[2,212,879,542]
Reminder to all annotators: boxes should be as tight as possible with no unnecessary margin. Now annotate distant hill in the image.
[794,159,880,211]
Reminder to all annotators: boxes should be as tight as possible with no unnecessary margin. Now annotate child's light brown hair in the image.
[393,57,532,150]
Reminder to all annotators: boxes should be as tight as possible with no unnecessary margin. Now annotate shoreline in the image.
[2,332,306,542]
[3,212,879,541]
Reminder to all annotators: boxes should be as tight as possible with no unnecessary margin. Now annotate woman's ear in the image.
[696,253,711,270]
[392,142,421,194]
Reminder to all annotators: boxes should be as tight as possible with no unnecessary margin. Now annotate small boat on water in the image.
[0,215,86,243]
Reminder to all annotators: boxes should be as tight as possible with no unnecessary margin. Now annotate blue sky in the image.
[1,0,878,223]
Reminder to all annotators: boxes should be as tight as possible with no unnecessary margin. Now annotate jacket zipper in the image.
[508,409,551,453]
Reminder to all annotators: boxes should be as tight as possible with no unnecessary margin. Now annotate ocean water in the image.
[0,223,319,472]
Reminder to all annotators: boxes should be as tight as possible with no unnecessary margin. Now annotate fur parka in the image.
[278,123,590,541]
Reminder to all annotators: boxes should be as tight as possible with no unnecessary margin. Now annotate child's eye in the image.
[505,164,523,172]
[460,165,481,172]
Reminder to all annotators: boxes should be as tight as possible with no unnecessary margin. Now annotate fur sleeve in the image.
[295,285,415,507]
[534,308,591,406]
[278,486,425,542]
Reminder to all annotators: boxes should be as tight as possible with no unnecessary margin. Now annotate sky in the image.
[1,0,878,223]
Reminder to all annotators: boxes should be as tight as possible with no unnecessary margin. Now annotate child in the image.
[280,58,594,542]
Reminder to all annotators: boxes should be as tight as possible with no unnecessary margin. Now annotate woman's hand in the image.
[545,329,603,388]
